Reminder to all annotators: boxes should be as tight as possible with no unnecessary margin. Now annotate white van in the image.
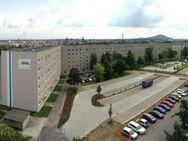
[128,121,146,135]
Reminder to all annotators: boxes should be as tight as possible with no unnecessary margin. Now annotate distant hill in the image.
[146,34,174,42]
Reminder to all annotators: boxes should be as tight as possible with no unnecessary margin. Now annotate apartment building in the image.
[1,46,61,111]
[61,43,172,73]
[172,42,188,57]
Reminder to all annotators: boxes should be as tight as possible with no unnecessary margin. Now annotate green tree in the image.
[104,63,113,80]
[165,122,188,141]
[101,53,113,80]
[158,53,164,60]
[167,48,175,59]
[69,68,80,84]
[126,50,136,69]
[96,85,102,94]
[144,47,154,64]
[175,100,188,127]
[112,52,123,60]
[137,56,144,66]
[90,53,97,70]
[113,59,128,75]
[173,50,177,58]
[93,63,105,82]
[181,47,188,59]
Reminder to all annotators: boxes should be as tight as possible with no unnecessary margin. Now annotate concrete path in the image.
[37,83,69,141]
[61,73,184,140]
[178,66,188,75]
[22,117,47,140]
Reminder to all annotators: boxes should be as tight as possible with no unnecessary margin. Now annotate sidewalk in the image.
[37,83,70,141]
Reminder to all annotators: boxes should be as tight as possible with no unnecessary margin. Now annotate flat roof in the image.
[9,45,60,52]
[3,109,30,123]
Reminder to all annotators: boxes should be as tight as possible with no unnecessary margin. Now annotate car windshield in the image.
[137,125,142,130]
[129,130,135,135]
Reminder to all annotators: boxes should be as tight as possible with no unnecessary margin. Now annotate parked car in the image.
[184,83,188,87]
[165,98,176,104]
[154,106,166,114]
[176,91,187,97]
[149,110,164,119]
[169,95,180,101]
[177,88,184,93]
[158,104,171,111]
[121,127,138,140]
[136,118,149,128]
[162,100,174,107]
[142,113,156,123]
[128,121,146,135]
[172,92,182,99]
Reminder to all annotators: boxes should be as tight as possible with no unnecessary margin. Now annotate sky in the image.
[1,0,188,39]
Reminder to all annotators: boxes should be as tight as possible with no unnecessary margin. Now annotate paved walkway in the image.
[61,73,184,140]
[178,66,188,75]
[37,83,69,141]
[142,62,183,73]
[22,117,47,139]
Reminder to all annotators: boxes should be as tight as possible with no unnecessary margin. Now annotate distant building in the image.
[1,46,61,111]
[61,43,172,73]
[172,42,188,57]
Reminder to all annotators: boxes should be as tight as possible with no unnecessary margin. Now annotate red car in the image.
[165,98,176,104]
[162,101,174,107]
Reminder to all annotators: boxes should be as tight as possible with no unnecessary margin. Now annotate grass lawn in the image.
[52,91,60,95]
[31,106,52,117]
[58,79,64,84]
[87,120,122,141]
[54,85,62,91]
[0,111,5,119]
[46,94,59,102]
[0,104,10,111]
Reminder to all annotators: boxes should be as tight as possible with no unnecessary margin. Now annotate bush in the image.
[0,124,31,141]
[67,87,78,95]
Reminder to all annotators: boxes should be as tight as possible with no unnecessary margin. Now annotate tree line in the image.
[68,47,180,83]
[91,47,178,82]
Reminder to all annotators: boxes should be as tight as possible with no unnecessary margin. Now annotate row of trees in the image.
[91,47,156,82]
[158,48,177,61]
[92,51,137,82]
[181,46,188,59]
[165,100,188,141]
[68,47,180,83]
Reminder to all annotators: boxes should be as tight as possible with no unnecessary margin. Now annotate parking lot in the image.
[61,71,186,140]
[118,89,188,141]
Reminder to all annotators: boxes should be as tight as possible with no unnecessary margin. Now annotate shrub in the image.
[67,87,78,95]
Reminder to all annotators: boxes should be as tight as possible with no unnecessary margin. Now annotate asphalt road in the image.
[137,97,188,141]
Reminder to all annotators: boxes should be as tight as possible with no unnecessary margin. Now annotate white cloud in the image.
[1,0,188,39]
